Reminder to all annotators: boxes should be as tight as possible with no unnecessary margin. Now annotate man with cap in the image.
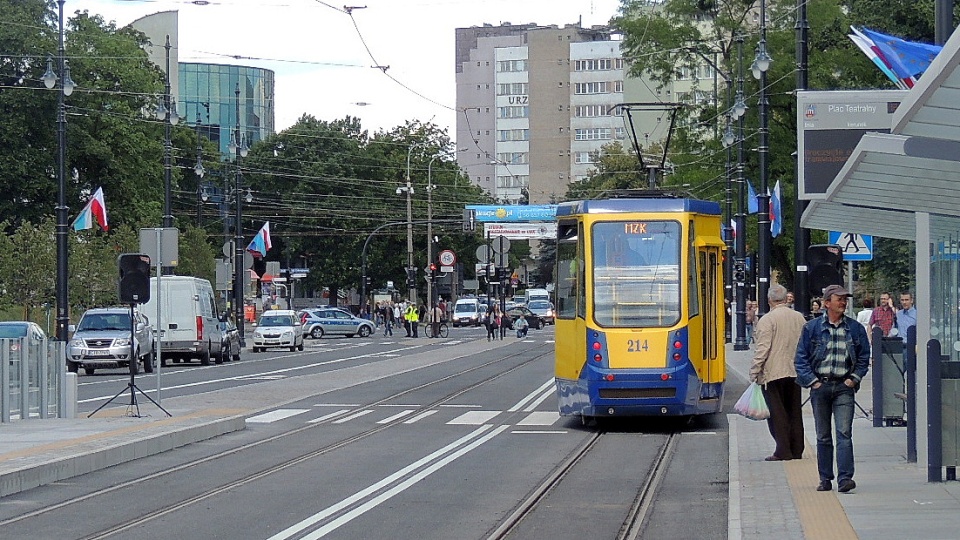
[795,284,870,494]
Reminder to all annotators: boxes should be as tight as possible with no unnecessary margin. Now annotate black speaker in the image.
[807,244,843,298]
[118,253,152,304]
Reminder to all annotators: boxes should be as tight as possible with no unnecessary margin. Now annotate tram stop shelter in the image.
[801,24,960,472]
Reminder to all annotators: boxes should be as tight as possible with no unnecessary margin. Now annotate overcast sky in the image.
[83,0,622,137]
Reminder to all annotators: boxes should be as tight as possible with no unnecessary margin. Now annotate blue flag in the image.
[746,180,759,214]
[770,181,783,238]
[859,27,941,80]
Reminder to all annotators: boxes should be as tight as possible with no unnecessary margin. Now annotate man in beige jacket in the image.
[750,283,807,461]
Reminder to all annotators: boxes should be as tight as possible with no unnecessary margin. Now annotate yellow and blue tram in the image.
[554,196,726,417]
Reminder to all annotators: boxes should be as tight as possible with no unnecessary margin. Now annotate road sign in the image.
[828,231,873,261]
[490,236,511,253]
[475,246,490,263]
[440,265,454,273]
[439,249,457,266]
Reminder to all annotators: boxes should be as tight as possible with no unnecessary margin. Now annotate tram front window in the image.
[592,221,681,327]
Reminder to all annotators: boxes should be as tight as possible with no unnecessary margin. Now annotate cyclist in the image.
[429,302,444,339]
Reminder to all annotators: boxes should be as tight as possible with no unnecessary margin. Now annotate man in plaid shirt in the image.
[868,292,897,337]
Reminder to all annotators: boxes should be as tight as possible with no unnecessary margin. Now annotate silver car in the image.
[251,310,305,352]
[67,307,155,375]
[299,308,375,339]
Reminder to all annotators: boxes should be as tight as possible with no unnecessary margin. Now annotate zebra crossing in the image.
[247,405,561,428]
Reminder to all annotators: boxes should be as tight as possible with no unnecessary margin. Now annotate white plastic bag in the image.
[734,382,770,420]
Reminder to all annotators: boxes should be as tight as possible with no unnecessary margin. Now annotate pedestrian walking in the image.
[795,284,870,493]
[383,302,394,336]
[750,284,806,461]
[484,306,497,341]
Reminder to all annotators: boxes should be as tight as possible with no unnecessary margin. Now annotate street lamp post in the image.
[194,112,205,226]
[403,144,420,305]
[753,0,773,316]
[232,83,249,346]
[426,156,438,312]
[44,0,75,342]
[159,35,179,230]
[733,34,749,352]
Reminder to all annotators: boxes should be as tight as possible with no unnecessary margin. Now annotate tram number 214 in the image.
[627,339,649,353]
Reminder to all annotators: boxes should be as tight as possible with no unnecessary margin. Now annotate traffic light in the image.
[807,244,843,297]
[406,267,417,289]
[429,263,438,281]
[364,275,372,288]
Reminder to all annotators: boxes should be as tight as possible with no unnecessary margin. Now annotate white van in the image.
[524,288,550,305]
[452,298,482,327]
[142,276,224,366]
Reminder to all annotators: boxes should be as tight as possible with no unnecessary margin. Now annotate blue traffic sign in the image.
[828,231,873,261]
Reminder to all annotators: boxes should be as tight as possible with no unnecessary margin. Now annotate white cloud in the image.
[84,0,621,135]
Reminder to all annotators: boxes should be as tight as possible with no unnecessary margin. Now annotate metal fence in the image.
[1,338,67,422]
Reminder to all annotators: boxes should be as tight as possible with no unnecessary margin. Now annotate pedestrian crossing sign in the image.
[828,231,873,261]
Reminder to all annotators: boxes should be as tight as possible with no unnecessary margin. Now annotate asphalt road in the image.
[1,324,729,540]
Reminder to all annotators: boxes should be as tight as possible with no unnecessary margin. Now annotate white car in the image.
[298,308,375,339]
[251,310,305,352]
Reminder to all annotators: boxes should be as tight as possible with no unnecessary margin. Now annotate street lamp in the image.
[194,112,206,226]
[733,34,749,352]
[426,154,445,312]
[753,0,772,316]
[403,143,422,305]
[232,82,249,346]
[156,35,179,232]
[44,0,75,342]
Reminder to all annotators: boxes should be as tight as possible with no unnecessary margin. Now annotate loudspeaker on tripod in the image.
[807,244,843,298]
[118,253,151,304]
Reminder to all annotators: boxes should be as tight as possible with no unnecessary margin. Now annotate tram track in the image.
[485,429,681,540]
[0,344,552,538]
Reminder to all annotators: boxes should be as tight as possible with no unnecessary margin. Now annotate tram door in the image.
[699,248,721,382]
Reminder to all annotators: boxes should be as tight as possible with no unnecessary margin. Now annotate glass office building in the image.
[179,63,276,160]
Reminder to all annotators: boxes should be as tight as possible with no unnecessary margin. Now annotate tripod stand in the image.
[88,304,171,418]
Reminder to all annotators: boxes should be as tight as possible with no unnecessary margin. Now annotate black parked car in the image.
[502,306,544,330]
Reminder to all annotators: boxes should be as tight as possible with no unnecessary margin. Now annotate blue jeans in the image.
[810,380,856,482]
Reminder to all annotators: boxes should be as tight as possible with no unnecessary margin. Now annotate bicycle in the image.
[426,322,449,338]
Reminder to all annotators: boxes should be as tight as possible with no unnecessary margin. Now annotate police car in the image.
[298,308,375,339]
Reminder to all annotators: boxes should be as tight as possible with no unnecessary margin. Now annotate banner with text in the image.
[484,222,557,240]
[466,205,557,223]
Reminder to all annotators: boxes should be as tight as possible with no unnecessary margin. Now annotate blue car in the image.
[298,308,375,339]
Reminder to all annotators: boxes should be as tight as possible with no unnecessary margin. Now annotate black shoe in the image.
[838,479,856,493]
[816,480,832,491]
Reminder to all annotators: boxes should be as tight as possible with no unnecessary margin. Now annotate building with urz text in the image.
[455,21,716,204]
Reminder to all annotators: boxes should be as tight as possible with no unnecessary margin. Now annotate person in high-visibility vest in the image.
[405,303,419,338]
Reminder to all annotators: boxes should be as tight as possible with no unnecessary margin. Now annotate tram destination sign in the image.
[797,89,907,200]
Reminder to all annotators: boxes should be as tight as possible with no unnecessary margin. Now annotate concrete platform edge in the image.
[0,415,245,498]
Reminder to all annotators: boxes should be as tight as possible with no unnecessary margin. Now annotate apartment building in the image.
[455,21,715,203]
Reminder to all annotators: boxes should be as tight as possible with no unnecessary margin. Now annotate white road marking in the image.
[516,411,560,426]
[508,379,555,412]
[313,403,361,407]
[376,410,416,423]
[403,410,438,423]
[333,410,373,423]
[308,409,351,423]
[267,425,508,540]
[247,409,310,423]
[522,386,556,412]
[510,430,568,434]
[447,410,500,425]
